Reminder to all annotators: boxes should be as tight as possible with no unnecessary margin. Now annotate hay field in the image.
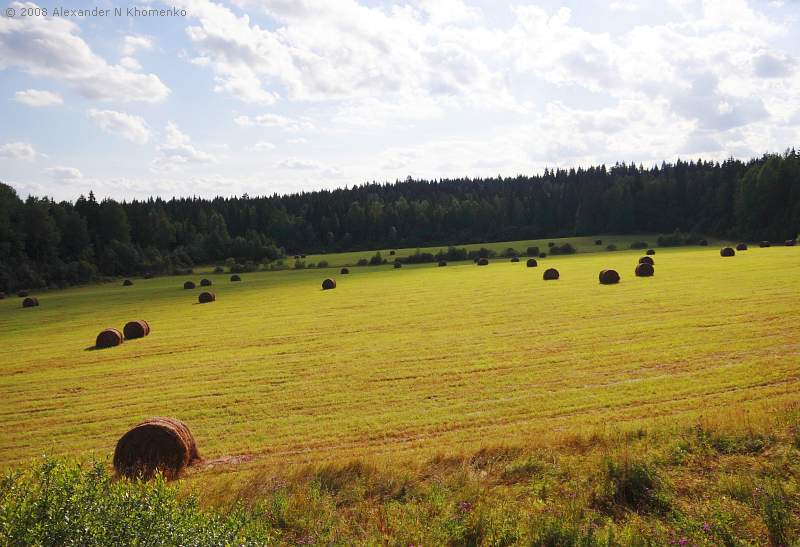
[1,240,798,474]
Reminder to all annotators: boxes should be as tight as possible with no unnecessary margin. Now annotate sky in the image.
[0,0,798,201]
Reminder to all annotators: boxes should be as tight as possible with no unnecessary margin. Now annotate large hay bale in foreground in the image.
[526,258,538,267]
[123,320,150,340]
[183,281,196,290]
[96,328,123,349]
[646,249,656,256]
[230,274,241,282]
[22,297,39,308]
[639,256,654,265]
[123,279,133,286]
[760,241,771,248]
[322,278,336,290]
[786,239,797,247]
[198,291,216,304]
[340,267,349,274]
[599,269,620,285]
[543,268,559,280]
[635,263,654,277]
[736,243,748,251]
[113,417,200,481]
[477,258,489,266]
[200,278,212,287]
[720,247,735,257]
[510,257,520,263]
[438,261,447,267]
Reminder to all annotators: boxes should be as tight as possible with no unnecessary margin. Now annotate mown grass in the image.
[0,238,798,543]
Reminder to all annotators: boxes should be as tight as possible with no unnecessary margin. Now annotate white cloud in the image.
[122,35,153,56]
[234,113,314,131]
[0,141,37,161]
[276,157,321,170]
[0,3,169,102]
[13,89,63,107]
[249,140,275,151]
[153,122,216,170]
[45,166,82,180]
[88,109,152,144]
[287,137,307,144]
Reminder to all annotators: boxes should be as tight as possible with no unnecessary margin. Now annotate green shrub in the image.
[317,260,329,268]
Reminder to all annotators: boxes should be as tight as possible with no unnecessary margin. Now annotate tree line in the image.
[1,149,798,292]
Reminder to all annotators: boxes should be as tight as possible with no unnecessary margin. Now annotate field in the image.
[2,237,800,543]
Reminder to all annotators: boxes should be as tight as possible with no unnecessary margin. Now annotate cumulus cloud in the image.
[13,89,62,107]
[0,3,169,102]
[153,122,216,170]
[88,109,151,144]
[45,166,82,180]
[276,157,320,170]
[122,35,153,56]
[234,113,314,131]
[0,141,38,161]
[248,140,275,151]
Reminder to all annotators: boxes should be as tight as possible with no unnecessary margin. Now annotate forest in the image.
[0,150,798,292]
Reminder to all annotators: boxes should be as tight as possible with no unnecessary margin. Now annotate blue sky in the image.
[0,0,798,201]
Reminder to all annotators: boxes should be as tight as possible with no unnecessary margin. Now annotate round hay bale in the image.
[599,269,620,285]
[595,240,602,245]
[736,243,748,251]
[183,281,196,290]
[526,258,538,267]
[96,328,123,349]
[786,239,796,247]
[510,257,520,263]
[720,247,735,257]
[322,278,336,290]
[639,256,654,265]
[200,278,212,287]
[699,240,708,246]
[539,253,547,258]
[113,417,199,481]
[438,260,447,267]
[760,241,771,248]
[198,291,216,304]
[143,273,153,279]
[543,268,559,281]
[123,320,150,340]
[389,250,396,256]
[548,242,556,248]
[477,258,489,266]
[22,297,39,308]
[340,267,349,274]
[18,290,29,297]
[394,261,402,269]
[123,279,133,286]
[635,263,654,277]
[230,274,241,282]
[0,291,5,299]
[646,249,656,256]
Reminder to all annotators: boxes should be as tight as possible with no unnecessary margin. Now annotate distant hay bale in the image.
[526,258,538,267]
[736,243,748,251]
[539,252,547,258]
[786,239,796,247]
[635,263,655,277]
[760,241,771,248]
[183,281,196,290]
[438,260,447,267]
[113,417,200,481]
[699,240,708,246]
[543,268,559,280]
[322,278,336,290]
[646,249,656,256]
[200,278,212,287]
[230,274,241,282]
[394,261,402,269]
[340,267,349,274]
[548,242,555,248]
[599,269,620,285]
[18,290,29,297]
[720,247,735,257]
[477,258,489,266]
[595,240,602,245]
[213,266,224,273]
[639,256,654,265]
[0,291,5,299]
[96,328,124,349]
[123,279,133,286]
[123,320,150,340]
[22,297,39,308]
[143,273,153,279]
[510,257,520,263]
[198,291,216,304]
[389,250,396,256]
